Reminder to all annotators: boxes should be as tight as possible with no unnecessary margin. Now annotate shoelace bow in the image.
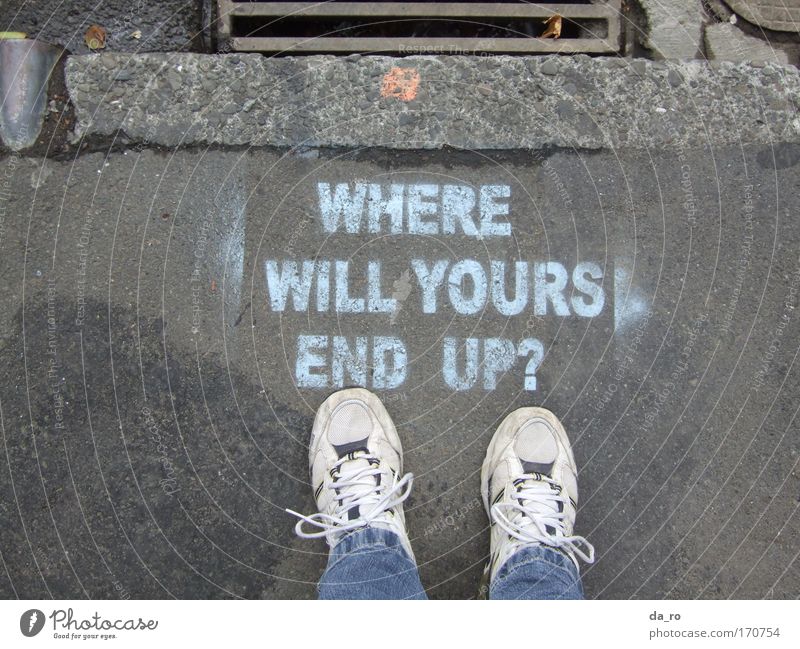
[287,452,413,540]
[491,475,595,568]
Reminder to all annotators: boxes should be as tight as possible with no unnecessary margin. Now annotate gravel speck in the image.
[540,59,559,76]
[667,69,684,87]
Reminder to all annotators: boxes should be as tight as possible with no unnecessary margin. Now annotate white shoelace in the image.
[287,453,413,540]
[491,475,595,569]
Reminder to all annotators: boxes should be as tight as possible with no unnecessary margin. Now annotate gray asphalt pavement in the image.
[0,143,798,598]
[1,0,203,54]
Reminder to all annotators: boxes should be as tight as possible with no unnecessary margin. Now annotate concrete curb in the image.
[637,0,707,60]
[65,53,800,150]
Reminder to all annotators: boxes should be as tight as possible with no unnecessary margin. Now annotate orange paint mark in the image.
[380,67,420,102]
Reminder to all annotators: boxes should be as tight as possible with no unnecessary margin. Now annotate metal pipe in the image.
[0,38,65,151]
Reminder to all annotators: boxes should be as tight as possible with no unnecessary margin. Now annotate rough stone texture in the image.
[0,0,203,54]
[705,22,799,66]
[65,53,800,150]
[638,0,708,59]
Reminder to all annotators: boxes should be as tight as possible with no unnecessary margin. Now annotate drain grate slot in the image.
[217,1,622,54]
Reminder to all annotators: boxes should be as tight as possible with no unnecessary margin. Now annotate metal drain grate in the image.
[217,1,622,54]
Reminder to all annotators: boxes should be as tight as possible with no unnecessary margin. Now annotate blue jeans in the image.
[318,526,584,600]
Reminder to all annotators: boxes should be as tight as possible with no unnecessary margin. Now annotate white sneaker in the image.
[481,407,594,583]
[286,388,414,559]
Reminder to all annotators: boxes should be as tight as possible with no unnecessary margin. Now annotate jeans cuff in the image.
[495,544,581,586]
[326,525,411,571]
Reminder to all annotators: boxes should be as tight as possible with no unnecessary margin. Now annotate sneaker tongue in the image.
[513,478,561,538]
[335,454,381,521]
[515,475,555,504]
[514,478,561,535]
[339,455,372,474]
[516,474,558,497]
[515,473,553,491]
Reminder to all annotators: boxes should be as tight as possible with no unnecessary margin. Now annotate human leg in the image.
[481,407,594,600]
[287,388,426,600]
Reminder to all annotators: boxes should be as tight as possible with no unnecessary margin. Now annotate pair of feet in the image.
[287,388,594,587]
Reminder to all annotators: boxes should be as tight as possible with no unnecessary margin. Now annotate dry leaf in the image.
[542,14,562,39]
[84,24,106,50]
